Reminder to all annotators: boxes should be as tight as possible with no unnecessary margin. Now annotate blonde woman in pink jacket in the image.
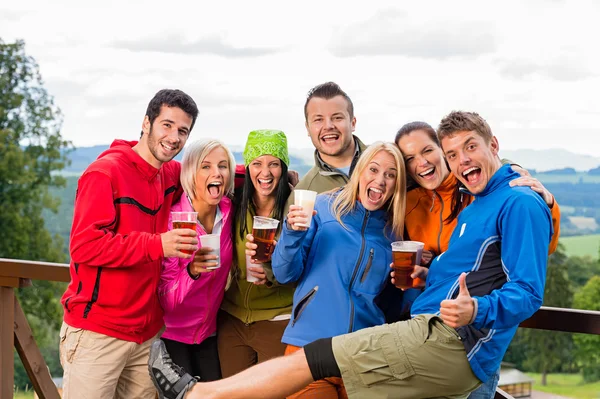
[158,139,235,380]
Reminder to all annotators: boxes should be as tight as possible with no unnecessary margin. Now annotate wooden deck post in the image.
[14,293,61,399]
[1,286,15,399]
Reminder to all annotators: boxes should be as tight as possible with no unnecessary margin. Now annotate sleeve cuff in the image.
[468,298,478,325]
[187,264,200,280]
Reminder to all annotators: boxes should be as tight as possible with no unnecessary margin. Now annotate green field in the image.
[527,373,600,398]
[13,391,34,399]
[560,234,600,259]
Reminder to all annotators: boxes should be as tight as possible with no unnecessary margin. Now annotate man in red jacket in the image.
[60,89,200,398]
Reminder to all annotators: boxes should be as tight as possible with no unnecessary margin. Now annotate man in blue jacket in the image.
[149,111,554,399]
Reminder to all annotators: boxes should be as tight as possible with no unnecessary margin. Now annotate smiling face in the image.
[397,129,449,191]
[140,105,192,168]
[358,150,398,211]
[248,155,283,199]
[194,146,231,206]
[305,95,356,167]
[441,130,502,195]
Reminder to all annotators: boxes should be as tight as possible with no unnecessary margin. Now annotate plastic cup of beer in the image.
[252,216,280,262]
[391,241,424,289]
[199,234,221,269]
[293,190,317,228]
[246,254,260,283]
[171,212,198,255]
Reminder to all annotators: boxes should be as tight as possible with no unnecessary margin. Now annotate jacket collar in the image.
[313,135,366,177]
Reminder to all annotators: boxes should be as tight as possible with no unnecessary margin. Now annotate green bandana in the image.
[243,129,290,167]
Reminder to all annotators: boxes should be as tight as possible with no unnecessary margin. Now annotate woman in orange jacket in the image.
[396,122,560,265]
[393,121,561,399]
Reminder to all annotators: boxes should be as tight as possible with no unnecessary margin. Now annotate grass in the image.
[560,234,600,259]
[13,391,34,399]
[526,373,600,398]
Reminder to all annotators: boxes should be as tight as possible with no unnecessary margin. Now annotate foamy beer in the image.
[391,241,424,289]
[171,211,198,255]
[252,216,280,262]
[293,190,317,228]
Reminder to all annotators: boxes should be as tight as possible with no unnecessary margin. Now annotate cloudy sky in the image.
[1,0,599,156]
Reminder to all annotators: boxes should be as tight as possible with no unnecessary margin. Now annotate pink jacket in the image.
[158,195,233,344]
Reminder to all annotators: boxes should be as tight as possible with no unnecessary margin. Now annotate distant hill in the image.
[500,149,600,172]
[63,145,600,177]
[64,144,313,177]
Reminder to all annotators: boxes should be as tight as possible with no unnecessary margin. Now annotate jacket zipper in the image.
[436,191,444,254]
[243,278,253,325]
[292,286,319,326]
[430,190,444,255]
[360,249,375,283]
[347,211,369,333]
[193,272,211,343]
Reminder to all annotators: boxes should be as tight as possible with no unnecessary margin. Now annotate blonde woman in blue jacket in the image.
[271,142,407,399]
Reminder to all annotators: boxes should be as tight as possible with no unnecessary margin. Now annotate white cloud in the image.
[1,0,599,157]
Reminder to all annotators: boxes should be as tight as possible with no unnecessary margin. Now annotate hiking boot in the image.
[149,339,198,399]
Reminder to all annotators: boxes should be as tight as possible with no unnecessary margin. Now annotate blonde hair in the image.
[180,139,236,201]
[330,142,406,239]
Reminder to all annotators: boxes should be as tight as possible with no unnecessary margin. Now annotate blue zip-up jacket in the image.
[273,192,395,347]
[411,164,553,383]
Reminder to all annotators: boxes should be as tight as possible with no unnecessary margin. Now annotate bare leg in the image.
[185,349,314,399]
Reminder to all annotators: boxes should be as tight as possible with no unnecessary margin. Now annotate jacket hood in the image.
[98,139,162,180]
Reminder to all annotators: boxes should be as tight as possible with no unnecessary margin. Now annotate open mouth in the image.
[367,187,384,203]
[320,133,340,144]
[418,167,435,179]
[258,177,274,190]
[207,181,222,198]
[160,142,177,153]
[462,166,481,185]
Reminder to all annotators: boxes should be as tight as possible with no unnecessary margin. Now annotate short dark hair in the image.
[437,111,492,144]
[143,89,199,135]
[395,121,439,147]
[304,82,354,121]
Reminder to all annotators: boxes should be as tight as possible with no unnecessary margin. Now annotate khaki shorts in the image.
[332,314,481,399]
[59,322,158,399]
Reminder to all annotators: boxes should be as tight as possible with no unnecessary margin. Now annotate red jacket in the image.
[61,140,182,343]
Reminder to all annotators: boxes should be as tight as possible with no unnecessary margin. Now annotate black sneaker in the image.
[149,339,198,399]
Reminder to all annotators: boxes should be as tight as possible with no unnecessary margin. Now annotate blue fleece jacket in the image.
[272,192,395,347]
[411,164,553,383]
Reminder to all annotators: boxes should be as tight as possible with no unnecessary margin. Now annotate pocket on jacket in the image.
[292,286,318,326]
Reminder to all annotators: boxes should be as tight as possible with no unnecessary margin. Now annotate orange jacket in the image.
[405,174,560,258]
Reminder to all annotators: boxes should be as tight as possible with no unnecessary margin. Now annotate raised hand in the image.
[189,247,219,275]
[509,176,555,207]
[439,273,475,328]
[286,205,315,231]
[161,228,198,259]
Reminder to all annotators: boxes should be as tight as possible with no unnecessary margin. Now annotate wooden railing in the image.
[1,258,599,399]
[495,307,600,398]
[1,258,69,399]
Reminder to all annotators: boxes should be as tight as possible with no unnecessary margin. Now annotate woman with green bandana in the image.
[218,129,295,377]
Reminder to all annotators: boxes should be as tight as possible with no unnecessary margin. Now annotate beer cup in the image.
[391,241,424,289]
[252,216,280,262]
[246,254,260,283]
[171,211,198,255]
[200,234,221,269]
[293,190,317,228]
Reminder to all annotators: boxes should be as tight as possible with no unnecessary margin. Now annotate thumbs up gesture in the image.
[440,273,476,328]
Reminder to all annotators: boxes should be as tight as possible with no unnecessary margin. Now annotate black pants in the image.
[161,336,222,381]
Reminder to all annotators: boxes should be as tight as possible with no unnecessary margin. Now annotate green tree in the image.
[520,246,575,385]
[0,38,72,388]
[573,276,600,382]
